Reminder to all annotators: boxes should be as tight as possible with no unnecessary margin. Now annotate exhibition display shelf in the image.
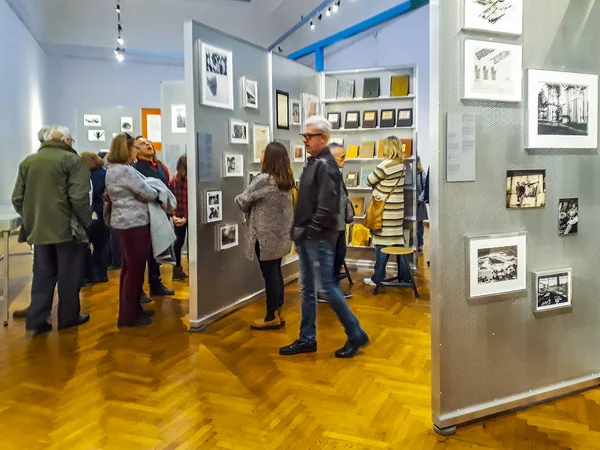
[323,95,416,104]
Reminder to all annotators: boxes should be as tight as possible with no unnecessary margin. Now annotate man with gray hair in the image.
[12,125,92,335]
[37,126,49,144]
[280,116,368,359]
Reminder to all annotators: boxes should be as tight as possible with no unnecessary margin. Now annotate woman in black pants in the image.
[235,142,295,330]
[169,155,188,281]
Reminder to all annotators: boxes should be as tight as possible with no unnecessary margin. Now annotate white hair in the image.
[44,125,72,143]
[37,126,49,143]
[304,116,332,138]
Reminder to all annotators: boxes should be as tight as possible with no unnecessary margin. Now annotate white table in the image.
[0,206,22,326]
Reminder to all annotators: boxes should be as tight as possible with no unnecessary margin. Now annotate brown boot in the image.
[12,307,30,319]
[250,315,284,330]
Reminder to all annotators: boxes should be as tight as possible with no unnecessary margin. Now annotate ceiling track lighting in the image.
[333,1,340,12]
[114,2,125,61]
[326,6,331,16]
[310,20,315,30]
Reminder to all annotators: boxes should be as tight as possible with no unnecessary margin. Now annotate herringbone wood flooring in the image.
[1,236,599,449]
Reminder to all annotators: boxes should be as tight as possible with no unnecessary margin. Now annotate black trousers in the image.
[333,230,347,285]
[27,242,86,329]
[89,219,108,279]
[147,245,162,289]
[108,227,121,268]
[174,223,188,267]
[255,241,284,314]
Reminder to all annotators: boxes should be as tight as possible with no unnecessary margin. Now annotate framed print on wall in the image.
[558,198,578,236]
[463,40,522,102]
[120,117,133,132]
[248,171,261,186]
[276,90,290,130]
[88,130,106,142]
[533,268,572,313]
[302,93,319,125]
[526,69,598,149]
[217,223,239,251]
[229,119,249,144]
[506,170,546,209]
[171,104,187,133]
[463,0,523,36]
[206,190,223,223]
[241,77,258,109]
[252,124,270,163]
[223,153,244,178]
[467,232,527,299]
[293,145,305,163]
[290,99,301,126]
[83,114,101,127]
[200,41,234,110]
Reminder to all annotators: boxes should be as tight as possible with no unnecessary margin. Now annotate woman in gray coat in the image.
[235,142,295,330]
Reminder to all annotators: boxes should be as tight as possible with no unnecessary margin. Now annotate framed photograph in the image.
[275,139,291,153]
[88,130,106,142]
[464,40,522,102]
[533,268,572,312]
[120,117,133,132]
[171,104,187,133]
[293,145,305,163]
[345,171,359,187]
[345,111,360,129]
[463,0,523,36]
[363,110,378,129]
[380,109,396,128]
[397,109,413,127]
[248,171,261,186]
[276,90,290,129]
[206,190,222,223]
[467,232,527,299]
[83,115,101,127]
[218,223,239,251]
[302,93,319,125]
[223,153,244,178]
[290,99,301,126]
[327,112,341,129]
[559,198,578,236]
[527,69,598,149]
[241,77,258,109]
[229,119,249,144]
[200,42,234,110]
[252,124,270,163]
[506,170,546,209]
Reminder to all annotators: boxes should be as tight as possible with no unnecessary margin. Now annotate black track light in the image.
[116,3,121,13]
[310,20,315,30]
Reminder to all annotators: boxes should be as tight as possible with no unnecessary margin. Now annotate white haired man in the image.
[12,125,92,335]
[280,116,369,358]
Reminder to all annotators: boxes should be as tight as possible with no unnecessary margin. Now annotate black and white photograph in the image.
[468,232,527,298]
[206,190,222,223]
[223,153,244,178]
[120,117,133,132]
[229,119,249,144]
[83,114,102,127]
[527,70,598,149]
[290,99,301,126]
[200,42,234,110]
[533,269,572,312]
[559,198,578,236]
[171,104,187,133]
[248,171,261,186]
[464,40,522,102]
[241,77,258,109]
[506,170,546,209]
[88,130,106,142]
[218,223,239,251]
[463,0,523,36]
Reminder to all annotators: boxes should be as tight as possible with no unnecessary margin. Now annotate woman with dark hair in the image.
[235,142,295,330]
[170,154,188,281]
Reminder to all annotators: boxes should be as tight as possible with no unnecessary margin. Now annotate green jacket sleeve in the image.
[68,159,93,229]
[11,163,25,216]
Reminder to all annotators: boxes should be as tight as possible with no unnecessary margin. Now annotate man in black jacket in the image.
[280,117,368,358]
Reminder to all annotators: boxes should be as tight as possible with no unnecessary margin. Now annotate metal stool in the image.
[337,260,353,285]
[373,247,419,298]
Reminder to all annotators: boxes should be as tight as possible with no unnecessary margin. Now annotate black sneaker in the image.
[279,339,317,356]
[150,284,175,296]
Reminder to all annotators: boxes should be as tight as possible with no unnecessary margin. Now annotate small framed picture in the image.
[88,130,106,142]
[252,124,270,163]
[506,170,546,209]
[397,108,413,127]
[120,117,133,132]
[248,171,261,186]
[206,190,222,223]
[290,99,301,126]
[363,110,378,129]
[171,104,187,133]
[218,223,239,251]
[345,171,359,187]
[229,119,249,144]
[345,111,360,129]
[241,77,258,109]
[293,145,305,163]
[276,90,290,130]
[327,112,341,129]
[223,153,244,178]
[533,268,572,313]
[83,114,101,127]
[559,198,578,235]
[380,109,396,128]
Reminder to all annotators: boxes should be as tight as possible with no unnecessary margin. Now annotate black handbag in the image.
[345,199,354,224]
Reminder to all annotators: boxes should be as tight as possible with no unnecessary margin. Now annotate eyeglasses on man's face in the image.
[300,133,323,141]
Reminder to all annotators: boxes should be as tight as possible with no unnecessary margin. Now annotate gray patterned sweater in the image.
[106,164,158,230]
[235,173,293,261]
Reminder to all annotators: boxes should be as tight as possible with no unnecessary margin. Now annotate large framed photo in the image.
[506,170,546,209]
[252,124,270,163]
[559,198,578,236]
[527,69,598,149]
[464,40,522,102]
[533,268,572,313]
[290,99,301,126]
[200,42,234,110]
[241,77,258,109]
[302,93,319,125]
[229,119,249,144]
[218,223,239,251]
[467,232,527,299]
[206,190,222,223]
[223,153,244,178]
[463,0,523,36]
[276,90,290,130]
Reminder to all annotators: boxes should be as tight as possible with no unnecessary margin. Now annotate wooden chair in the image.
[373,247,419,298]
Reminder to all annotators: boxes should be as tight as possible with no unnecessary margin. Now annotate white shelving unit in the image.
[332,127,414,133]
[323,95,416,104]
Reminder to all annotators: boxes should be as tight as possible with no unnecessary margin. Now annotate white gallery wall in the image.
[0,0,49,203]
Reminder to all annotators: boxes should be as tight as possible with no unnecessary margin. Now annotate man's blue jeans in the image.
[297,239,364,343]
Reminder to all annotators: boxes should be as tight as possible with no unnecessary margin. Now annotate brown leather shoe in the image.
[250,316,284,330]
[12,307,29,319]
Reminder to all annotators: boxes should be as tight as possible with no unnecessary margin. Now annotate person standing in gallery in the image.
[106,134,158,327]
[235,142,294,330]
[364,136,407,286]
[280,116,368,358]
[12,125,92,335]
[416,156,429,253]
[170,154,189,281]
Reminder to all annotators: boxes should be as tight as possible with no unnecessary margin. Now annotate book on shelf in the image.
[345,171,359,187]
[377,140,385,159]
[346,144,359,159]
[349,197,365,216]
[330,136,345,146]
[380,109,396,128]
[359,141,376,159]
[351,224,371,247]
[390,75,410,97]
[401,139,413,158]
[362,110,378,129]
[360,167,371,187]
[345,111,360,129]
[336,79,355,99]
[328,112,342,129]
[362,78,381,99]
[397,108,413,127]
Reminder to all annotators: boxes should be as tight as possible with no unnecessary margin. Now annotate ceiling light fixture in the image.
[114,3,125,62]
[326,6,331,16]
[333,1,340,12]
[310,20,315,30]
[115,3,120,13]
[318,13,323,20]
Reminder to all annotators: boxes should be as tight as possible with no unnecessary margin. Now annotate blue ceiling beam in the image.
[268,0,333,51]
[288,0,429,61]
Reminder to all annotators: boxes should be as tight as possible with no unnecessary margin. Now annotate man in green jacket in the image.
[12,125,92,335]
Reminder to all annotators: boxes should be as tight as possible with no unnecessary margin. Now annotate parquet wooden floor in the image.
[1,235,599,449]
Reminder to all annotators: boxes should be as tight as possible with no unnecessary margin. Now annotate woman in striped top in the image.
[364,136,406,286]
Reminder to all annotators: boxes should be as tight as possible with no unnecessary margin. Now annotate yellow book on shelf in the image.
[359,141,376,159]
[349,197,365,217]
[346,144,359,159]
[351,224,371,247]
[390,75,410,97]
[377,140,385,158]
[401,139,413,158]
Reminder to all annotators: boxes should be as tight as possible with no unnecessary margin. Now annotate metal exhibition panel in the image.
[430,0,600,429]
[160,80,188,175]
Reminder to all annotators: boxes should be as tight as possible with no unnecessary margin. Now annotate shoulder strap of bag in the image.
[382,173,403,202]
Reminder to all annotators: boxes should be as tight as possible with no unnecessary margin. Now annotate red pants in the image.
[117,225,150,325]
